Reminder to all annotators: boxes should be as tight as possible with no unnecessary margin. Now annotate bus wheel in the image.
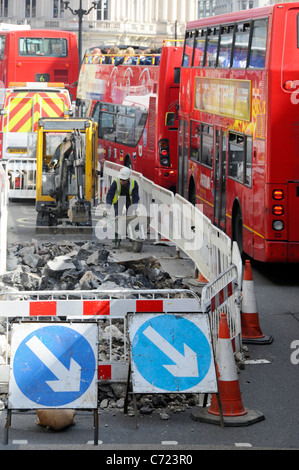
[233,208,243,256]
[124,156,132,169]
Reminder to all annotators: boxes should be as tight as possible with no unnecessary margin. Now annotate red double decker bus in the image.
[77,43,183,191]
[179,2,299,263]
[0,29,79,101]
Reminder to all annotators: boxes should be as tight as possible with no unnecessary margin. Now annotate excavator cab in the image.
[35,117,98,233]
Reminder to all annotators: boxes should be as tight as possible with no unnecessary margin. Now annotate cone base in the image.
[208,407,247,417]
[191,406,265,427]
[188,277,208,287]
[242,334,274,345]
[208,386,247,417]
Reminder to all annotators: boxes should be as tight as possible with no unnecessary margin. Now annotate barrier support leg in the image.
[216,392,225,429]
[93,409,98,445]
[3,408,11,445]
[124,359,139,429]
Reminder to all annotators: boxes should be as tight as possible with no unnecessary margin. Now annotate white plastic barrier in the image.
[201,264,241,354]
[0,273,241,392]
[102,161,235,282]
[0,163,8,274]
[3,158,36,199]
[174,194,232,280]
[0,289,201,385]
[100,162,242,354]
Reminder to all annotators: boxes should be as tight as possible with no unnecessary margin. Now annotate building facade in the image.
[0,0,279,56]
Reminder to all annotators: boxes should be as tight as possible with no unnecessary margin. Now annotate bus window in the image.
[228,133,244,182]
[98,102,148,147]
[117,114,135,145]
[99,104,116,141]
[245,137,252,186]
[91,101,100,123]
[194,30,206,67]
[201,124,214,167]
[190,120,201,161]
[228,132,252,185]
[218,25,234,68]
[233,23,250,68]
[183,31,195,67]
[135,109,148,142]
[205,29,219,67]
[249,19,268,68]
[19,37,68,57]
[0,36,5,60]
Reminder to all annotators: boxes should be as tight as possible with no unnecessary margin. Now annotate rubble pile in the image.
[0,240,186,292]
[0,240,197,418]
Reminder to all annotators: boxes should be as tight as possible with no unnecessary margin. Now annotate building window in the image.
[53,0,64,19]
[197,0,216,19]
[96,0,109,20]
[25,0,36,18]
[0,0,8,17]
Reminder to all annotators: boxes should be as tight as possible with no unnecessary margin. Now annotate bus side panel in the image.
[252,139,266,261]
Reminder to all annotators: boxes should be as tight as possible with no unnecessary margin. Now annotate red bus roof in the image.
[0,29,76,37]
[185,3,283,29]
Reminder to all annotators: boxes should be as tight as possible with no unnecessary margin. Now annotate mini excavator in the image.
[35,117,98,233]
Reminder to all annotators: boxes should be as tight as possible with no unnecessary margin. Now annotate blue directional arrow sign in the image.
[129,314,217,393]
[9,323,97,409]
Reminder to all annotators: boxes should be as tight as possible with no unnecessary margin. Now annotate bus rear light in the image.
[159,139,170,166]
[273,189,284,200]
[273,220,284,231]
[283,80,296,91]
[273,205,284,216]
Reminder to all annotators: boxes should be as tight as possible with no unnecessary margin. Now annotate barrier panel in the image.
[0,163,8,274]
[3,158,36,199]
[1,287,234,441]
[201,265,241,353]
[0,289,201,386]
[102,162,236,282]
[0,273,242,391]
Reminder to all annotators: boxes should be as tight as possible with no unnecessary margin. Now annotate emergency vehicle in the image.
[0,82,72,198]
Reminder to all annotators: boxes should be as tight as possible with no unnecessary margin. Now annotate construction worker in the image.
[106,166,139,216]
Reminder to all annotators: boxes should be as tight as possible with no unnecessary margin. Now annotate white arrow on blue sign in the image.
[129,314,217,393]
[9,323,97,409]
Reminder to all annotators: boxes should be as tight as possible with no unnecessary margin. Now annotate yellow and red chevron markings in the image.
[3,92,68,133]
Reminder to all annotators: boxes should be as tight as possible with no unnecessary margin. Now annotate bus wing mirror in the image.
[165,112,175,126]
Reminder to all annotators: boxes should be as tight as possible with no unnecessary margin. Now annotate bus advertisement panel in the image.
[77,44,183,192]
[178,3,299,263]
[0,29,79,101]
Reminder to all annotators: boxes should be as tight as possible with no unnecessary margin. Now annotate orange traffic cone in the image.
[241,260,273,344]
[191,313,265,426]
[197,271,209,283]
[188,269,209,287]
[208,313,247,417]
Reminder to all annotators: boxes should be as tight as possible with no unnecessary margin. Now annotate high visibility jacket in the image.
[112,178,137,205]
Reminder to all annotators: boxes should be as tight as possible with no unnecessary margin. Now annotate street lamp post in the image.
[63,0,100,62]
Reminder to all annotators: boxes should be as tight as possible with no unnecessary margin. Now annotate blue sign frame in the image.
[9,323,97,409]
[129,314,217,394]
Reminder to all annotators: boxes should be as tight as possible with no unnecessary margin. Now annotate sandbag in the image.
[36,409,76,430]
